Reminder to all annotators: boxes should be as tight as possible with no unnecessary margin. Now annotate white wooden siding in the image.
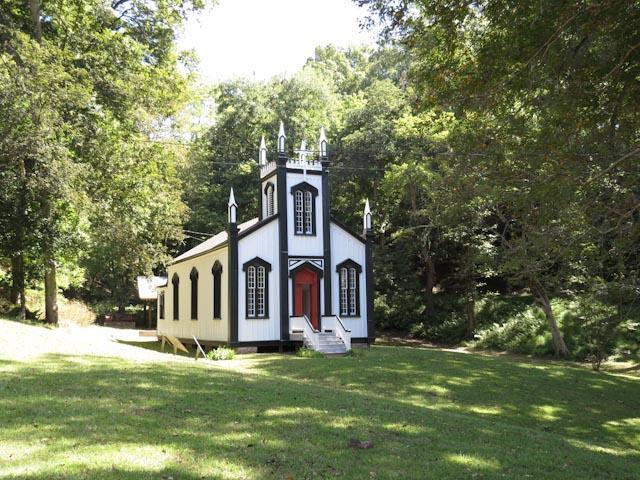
[157,247,229,342]
[238,219,280,342]
[330,222,368,338]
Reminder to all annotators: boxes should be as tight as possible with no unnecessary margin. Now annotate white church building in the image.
[156,123,374,353]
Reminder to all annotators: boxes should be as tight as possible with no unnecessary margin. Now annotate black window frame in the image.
[190,267,199,320]
[336,259,362,317]
[290,182,318,236]
[242,257,272,319]
[212,261,223,319]
[171,273,180,321]
[159,291,165,320]
[264,182,275,217]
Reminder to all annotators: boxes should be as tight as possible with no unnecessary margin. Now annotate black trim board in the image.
[277,154,290,340]
[237,214,279,240]
[260,169,277,182]
[365,231,375,343]
[330,216,366,244]
[286,168,322,175]
[228,223,239,343]
[322,162,332,316]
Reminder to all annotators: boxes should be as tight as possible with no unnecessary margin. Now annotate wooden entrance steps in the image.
[314,332,348,355]
[290,315,351,356]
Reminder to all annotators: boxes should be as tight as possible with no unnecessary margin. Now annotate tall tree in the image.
[358,0,640,356]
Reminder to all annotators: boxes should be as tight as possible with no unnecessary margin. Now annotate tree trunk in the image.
[10,254,20,303]
[532,283,569,358]
[44,245,58,324]
[10,253,26,320]
[466,291,476,337]
[29,0,42,41]
[424,253,436,317]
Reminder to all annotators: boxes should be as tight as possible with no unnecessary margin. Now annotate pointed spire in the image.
[277,120,286,153]
[259,136,267,165]
[363,199,372,232]
[228,188,237,224]
[319,126,328,158]
[298,140,307,162]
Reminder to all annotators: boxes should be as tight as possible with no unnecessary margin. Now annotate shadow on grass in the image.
[0,345,639,479]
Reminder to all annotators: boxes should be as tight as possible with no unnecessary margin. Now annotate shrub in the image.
[471,307,554,356]
[296,347,324,358]
[206,347,235,361]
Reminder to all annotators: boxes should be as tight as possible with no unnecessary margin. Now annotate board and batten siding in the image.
[286,172,324,256]
[330,222,368,338]
[237,219,280,342]
[157,246,229,342]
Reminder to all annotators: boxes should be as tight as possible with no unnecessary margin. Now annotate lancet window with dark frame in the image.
[290,182,318,236]
[190,267,199,320]
[336,259,361,317]
[171,273,180,320]
[212,261,223,319]
[243,257,271,319]
[264,182,275,217]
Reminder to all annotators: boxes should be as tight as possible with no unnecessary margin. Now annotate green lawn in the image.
[1,319,639,479]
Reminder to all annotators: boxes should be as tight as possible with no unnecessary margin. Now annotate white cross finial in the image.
[363,199,372,231]
[259,136,267,165]
[278,121,286,153]
[319,126,327,157]
[298,140,307,162]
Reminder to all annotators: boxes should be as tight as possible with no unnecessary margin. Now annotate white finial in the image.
[319,126,327,157]
[278,121,286,153]
[363,199,372,231]
[228,188,237,224]
[259,136,267,165]
[298,140,307,162]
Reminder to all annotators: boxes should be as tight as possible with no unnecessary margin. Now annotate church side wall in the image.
[237,219,280,342]
[157,246,229,343]
[330,223,368,338]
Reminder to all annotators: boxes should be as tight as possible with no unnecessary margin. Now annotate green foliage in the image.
[206,346,236,361]
[0,0,204,311]
[472,309,553,356]
[296,347,324,358]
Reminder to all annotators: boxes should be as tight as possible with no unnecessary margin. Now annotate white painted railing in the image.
[290,315,320,351]
[322,315,351,351]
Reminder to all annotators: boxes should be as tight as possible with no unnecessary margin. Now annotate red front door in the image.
[294,267,319,329]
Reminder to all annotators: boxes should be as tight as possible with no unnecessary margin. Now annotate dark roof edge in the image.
[237,213,279,240]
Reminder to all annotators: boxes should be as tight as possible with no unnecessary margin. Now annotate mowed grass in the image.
[1,319,639,479]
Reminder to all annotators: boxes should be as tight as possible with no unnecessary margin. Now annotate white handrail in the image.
[290,315,320,350]
[321,315,351,351]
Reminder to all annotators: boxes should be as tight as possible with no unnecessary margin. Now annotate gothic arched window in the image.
[264,182,275,217]
[190,267,199,320]
[290,182,318,236]
[336,260,361,317]
[243,257,271,318]
[171,273,180,320]
[212,261,223,319]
